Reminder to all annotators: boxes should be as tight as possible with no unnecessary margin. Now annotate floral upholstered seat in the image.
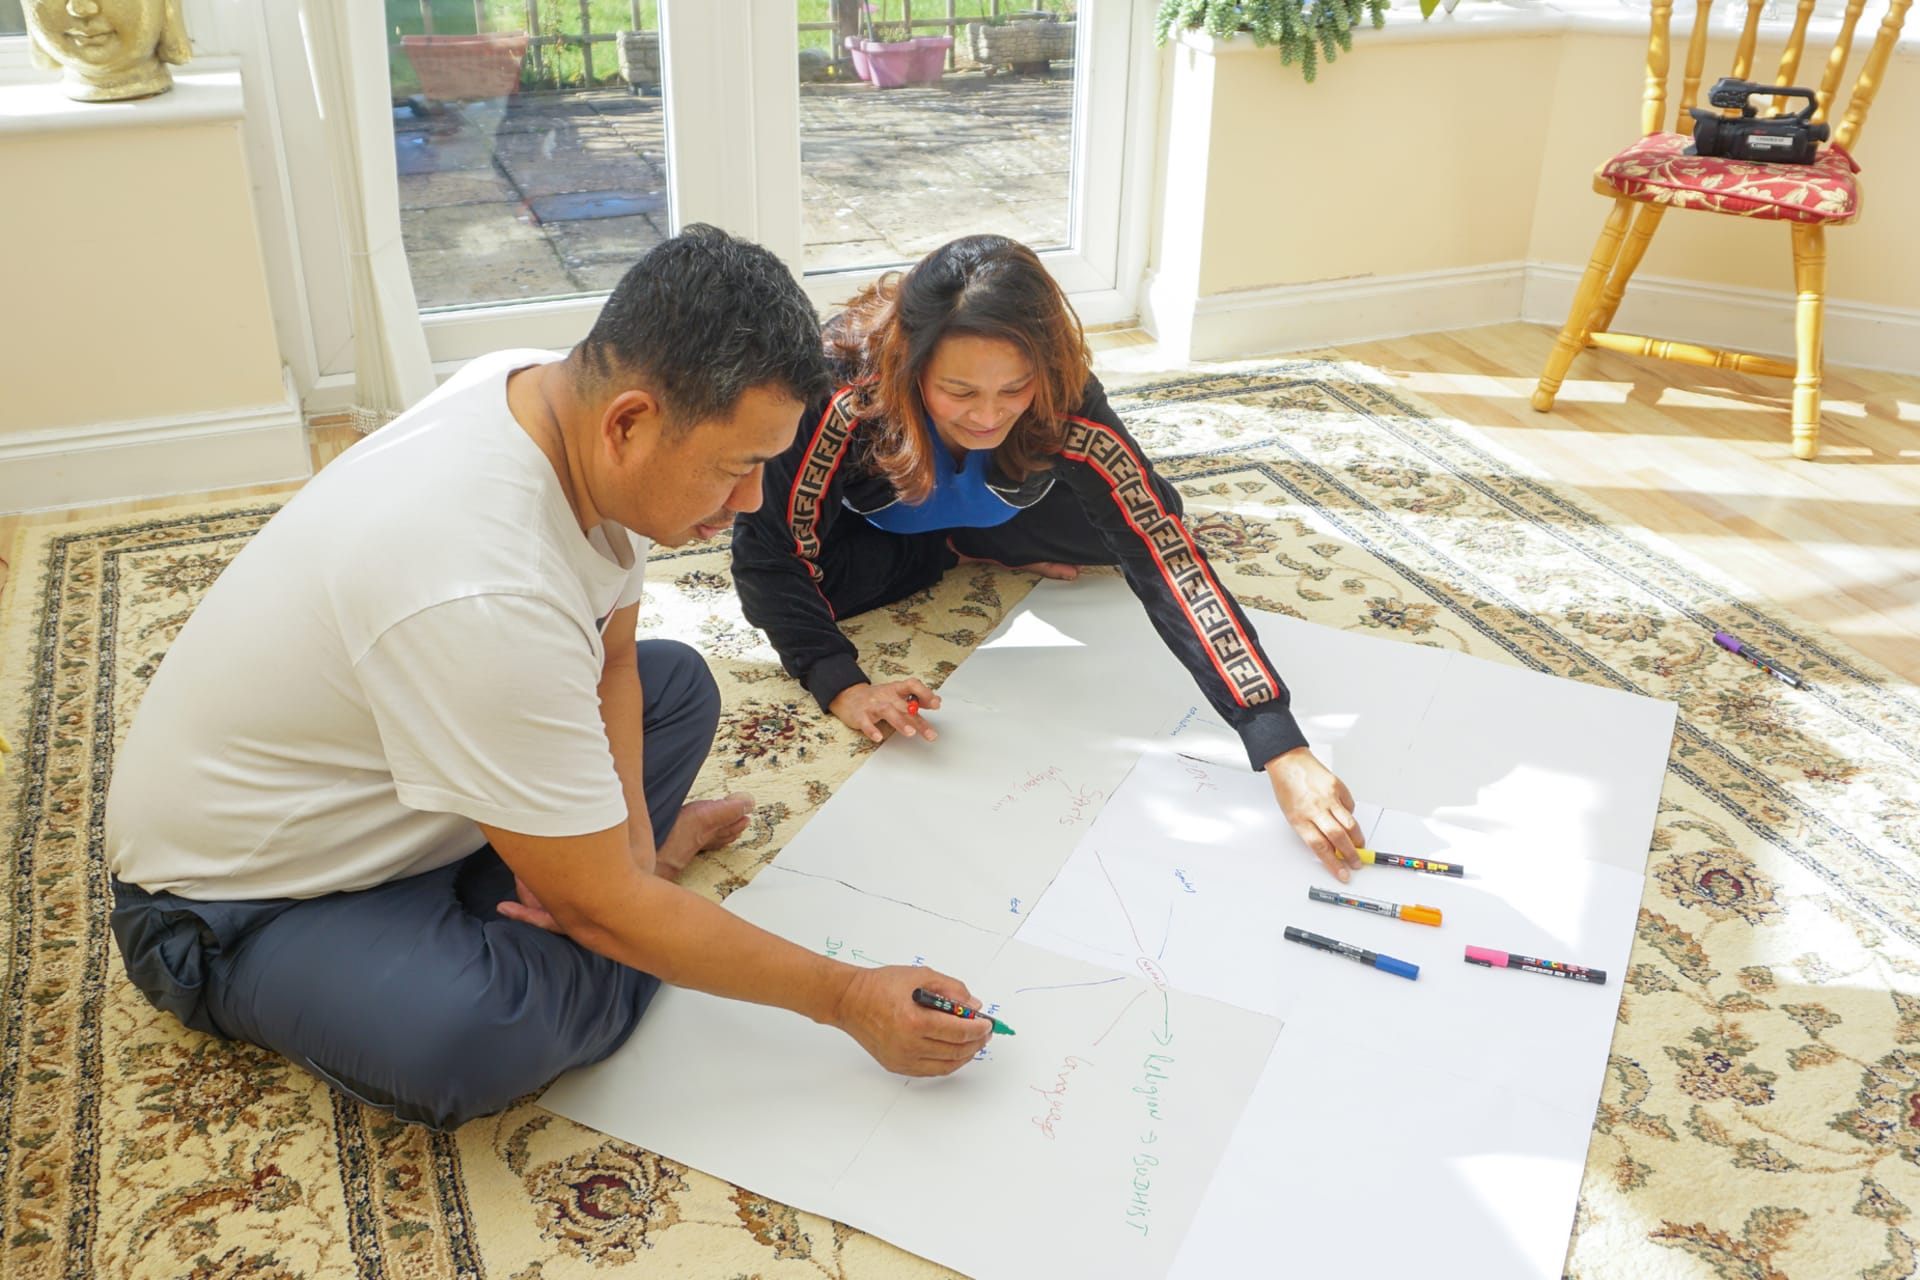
[1596,132,1862,225]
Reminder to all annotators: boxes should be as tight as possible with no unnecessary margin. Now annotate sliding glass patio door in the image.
[369,0,1151,366]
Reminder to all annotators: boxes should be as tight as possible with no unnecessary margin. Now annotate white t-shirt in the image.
[105,350,651,900]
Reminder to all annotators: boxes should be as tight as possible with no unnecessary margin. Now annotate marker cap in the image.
[1354,848,1377,866]
[1712,631,1741,653]
[1402,905,1443,927]
[1374,955,1420,980]
[1464,945,1508,968]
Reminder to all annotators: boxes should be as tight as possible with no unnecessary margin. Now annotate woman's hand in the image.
[829,679,942,744]
[1264,747,1365,881]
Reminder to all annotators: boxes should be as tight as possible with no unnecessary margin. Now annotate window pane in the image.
[798,1,1078,275]
[390,0,672,311]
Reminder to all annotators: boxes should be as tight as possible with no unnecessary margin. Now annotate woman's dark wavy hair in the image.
[831,236,1091,504]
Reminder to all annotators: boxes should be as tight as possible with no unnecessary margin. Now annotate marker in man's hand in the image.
[913,987,1015,1035]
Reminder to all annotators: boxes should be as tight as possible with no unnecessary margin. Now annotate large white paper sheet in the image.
[542,866,1282,1280]
[1173,1010,1593,1280]
[952,579,1677,875]
[1018,750,1642,1106]
[1017,751,1647,1279]
[541,865,1003,1213]
[772,692,1144,933]
[545,575,1676,1280]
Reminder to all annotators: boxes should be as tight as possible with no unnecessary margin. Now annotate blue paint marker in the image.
[1283,925,1419,981]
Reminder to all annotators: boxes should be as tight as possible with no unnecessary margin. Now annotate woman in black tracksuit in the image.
[730,235,1365,879]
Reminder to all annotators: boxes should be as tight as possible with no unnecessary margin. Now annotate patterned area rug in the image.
[4,361,1918,1280]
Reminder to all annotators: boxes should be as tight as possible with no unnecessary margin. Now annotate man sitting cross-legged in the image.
[105,225,993,1131]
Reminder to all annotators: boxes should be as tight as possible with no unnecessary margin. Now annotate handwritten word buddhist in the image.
[1125,1142,1159,1237]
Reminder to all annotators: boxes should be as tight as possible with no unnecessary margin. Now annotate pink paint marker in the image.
[1464,945,1607,986]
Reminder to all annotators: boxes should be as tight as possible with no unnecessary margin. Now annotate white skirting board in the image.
[1520,262,1920,377]
[0,372,310,516]
[1144,260,1920,376]
[1144,262,1529,365]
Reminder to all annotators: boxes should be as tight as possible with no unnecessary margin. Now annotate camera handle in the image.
[1767,84,1821,123]
[1706,76,1822,122]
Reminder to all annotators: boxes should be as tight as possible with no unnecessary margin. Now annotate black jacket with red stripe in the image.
[729,374,1310,771]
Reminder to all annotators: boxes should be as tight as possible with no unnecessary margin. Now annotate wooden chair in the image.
[1531,0,1912,459]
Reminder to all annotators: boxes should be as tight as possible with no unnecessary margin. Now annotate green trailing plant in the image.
[1154,0,1389,83]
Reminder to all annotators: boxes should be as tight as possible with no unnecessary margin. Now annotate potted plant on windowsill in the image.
[1154,0,1386,82]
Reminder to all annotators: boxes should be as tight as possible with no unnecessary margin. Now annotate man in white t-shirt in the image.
[105,226,994,1130]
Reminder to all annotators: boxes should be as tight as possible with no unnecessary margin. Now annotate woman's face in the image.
[919,334,1035,456]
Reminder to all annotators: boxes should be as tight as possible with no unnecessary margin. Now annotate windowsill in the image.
[1178,0,1920,55]
[0,60,242,137]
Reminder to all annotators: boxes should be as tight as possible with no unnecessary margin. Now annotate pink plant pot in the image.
[844,34,873,82]
[862,35,950,88]
[401,32,529,101]
[910,35,953,81]
[862,38,919,89]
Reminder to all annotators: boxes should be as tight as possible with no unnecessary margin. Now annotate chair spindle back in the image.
[1639,0,1912,148]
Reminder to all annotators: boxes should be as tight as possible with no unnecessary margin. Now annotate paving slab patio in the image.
[398,67,1072,310]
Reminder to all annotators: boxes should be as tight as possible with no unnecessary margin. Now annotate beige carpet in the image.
[4,360,1918,1280]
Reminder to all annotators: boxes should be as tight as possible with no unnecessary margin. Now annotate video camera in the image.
[1686,78,1829,164]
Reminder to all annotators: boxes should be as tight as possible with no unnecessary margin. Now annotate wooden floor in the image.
[1338,324,1920,686]
[4,323,1916,686]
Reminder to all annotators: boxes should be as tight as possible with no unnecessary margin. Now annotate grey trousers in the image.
[110,639,721,1131]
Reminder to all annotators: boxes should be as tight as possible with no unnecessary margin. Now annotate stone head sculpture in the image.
[25,0,192,102]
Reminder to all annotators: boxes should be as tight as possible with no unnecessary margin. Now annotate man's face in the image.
[608,384,802,547]
[30,0,163,70]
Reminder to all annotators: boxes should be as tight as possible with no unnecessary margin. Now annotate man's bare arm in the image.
[597,602,652,870]
[480,819,991,1076]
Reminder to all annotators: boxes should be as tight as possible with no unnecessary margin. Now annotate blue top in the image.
[860,434,1021,535]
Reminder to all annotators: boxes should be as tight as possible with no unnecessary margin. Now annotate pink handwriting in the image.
[1029,1055,1092,1140]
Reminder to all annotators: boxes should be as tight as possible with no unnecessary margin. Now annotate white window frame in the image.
[223,0,1157,394]
[418,0,1158,365]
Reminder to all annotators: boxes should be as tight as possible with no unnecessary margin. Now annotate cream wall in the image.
[1195,35,1560,297]
[0,119,284,434]
[0,72,306,513]
[1146,18,1920,367]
